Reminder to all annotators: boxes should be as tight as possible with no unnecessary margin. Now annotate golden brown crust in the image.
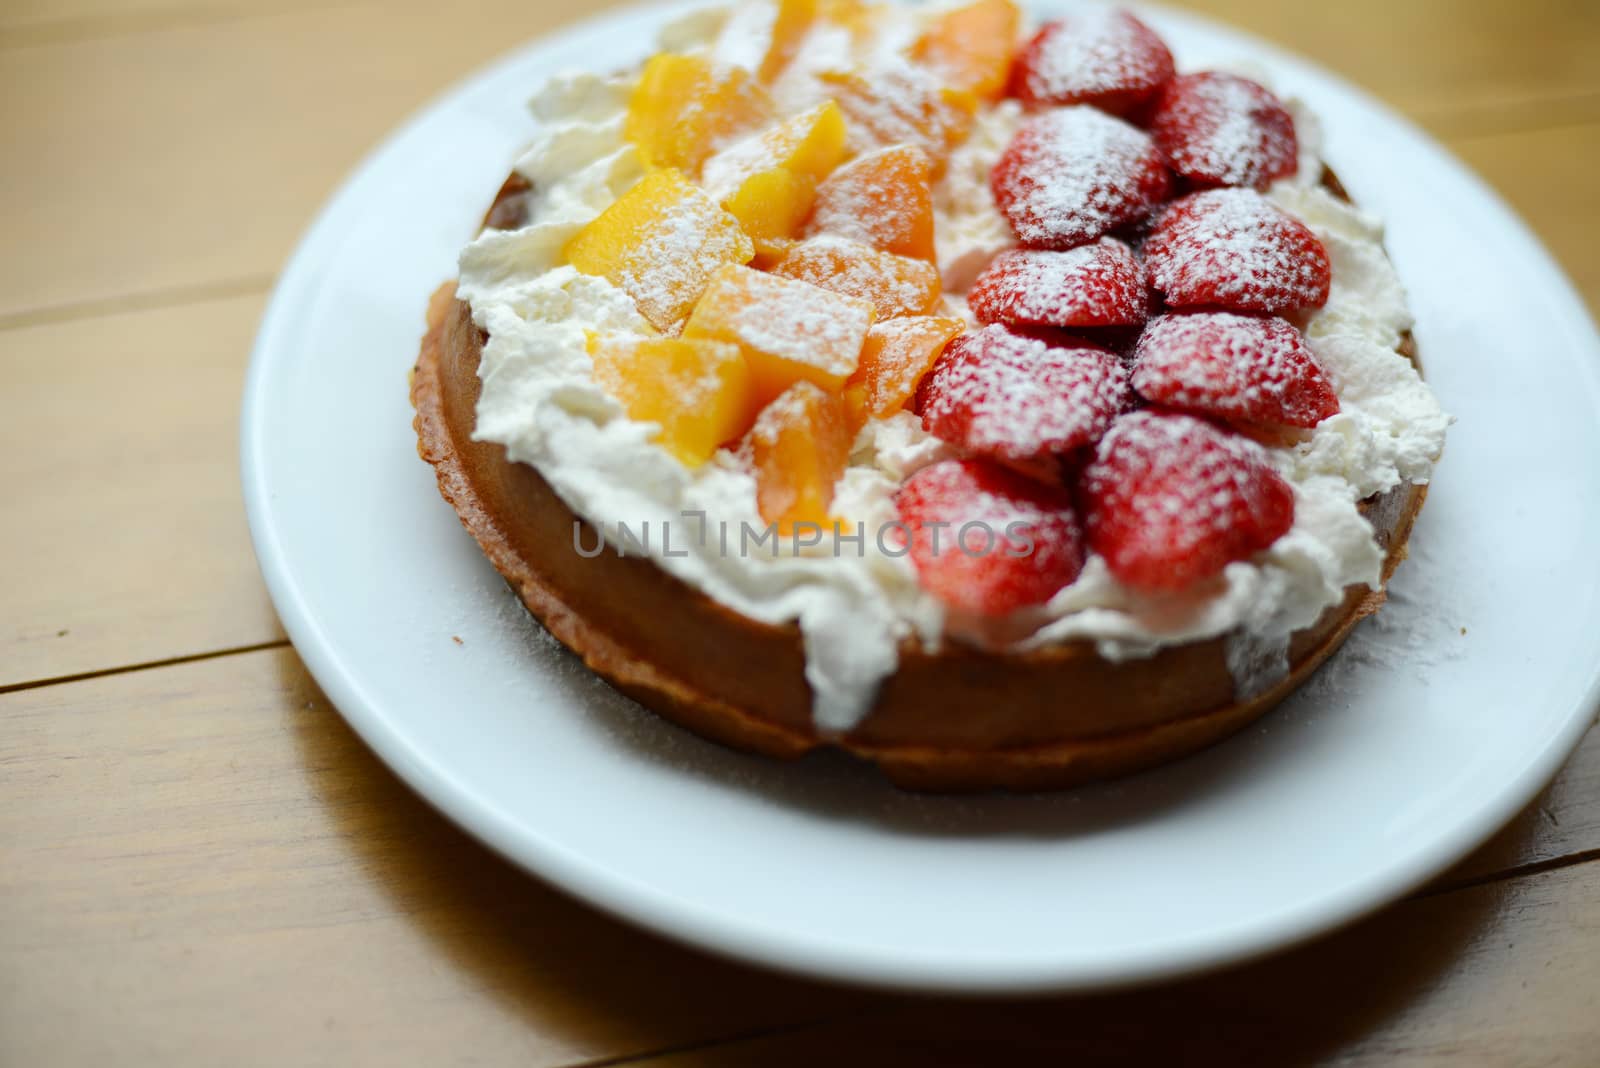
[411,280,1426,792]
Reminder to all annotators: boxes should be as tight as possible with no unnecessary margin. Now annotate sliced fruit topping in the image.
[683,262,873,403]
[843,314,966,428]
[751,381,853,531]
[590,335,754,467]
[1131,312,1338,428]
[1011,9,1175,114]
[1143,188,1331,314]
[917,324,1130,463]
[910,0,1022,103]
[701,100,850,255]
[806,143,937,262]
[744,0,820,83]
[625,54,774,173]
[565,169,755,332]
[1080,410,1295,592]
[1150,72,1298,191]
[895,458,1085,617]
[770,235,942,320]
[968,238,1146,330]
[991,106,1172,250]
[818,64,976,165]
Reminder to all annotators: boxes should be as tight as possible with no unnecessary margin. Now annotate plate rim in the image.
[240,0,1600,994]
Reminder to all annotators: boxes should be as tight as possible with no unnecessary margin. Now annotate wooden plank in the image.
[633,863,1600,1066]
[0,293,284,687]
[0,647,857,1068]
[2,1,1598,320]
[2,648,1597,1066]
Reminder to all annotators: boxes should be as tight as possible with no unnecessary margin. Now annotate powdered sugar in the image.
[969,238,1146,329]
[919,324,1130,462]
[1144,187,1331,314]
[1151,71,1298,190]
[1015,8,1175,110]
[1131,311,1339,428]
[772,234,940,319]
[807,144,935,258]
[992,106,1171,249]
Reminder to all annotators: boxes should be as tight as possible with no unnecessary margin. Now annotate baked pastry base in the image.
[411,279,1426,792]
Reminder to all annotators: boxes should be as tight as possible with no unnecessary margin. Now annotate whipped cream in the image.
[457,2,1449,729]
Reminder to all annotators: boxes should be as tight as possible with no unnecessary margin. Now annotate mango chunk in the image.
[701,101,849,254]
[843,315,965,428]
[591,335,755,467]
[818,65,975,166]
[625,54,774,172]
[771,235,942,320]
[751,381,852,531]
[910,0,1021,102]
[762,0,821,81]
[683,263,873,403]
[565,169,754,332]
[806,143,937,262]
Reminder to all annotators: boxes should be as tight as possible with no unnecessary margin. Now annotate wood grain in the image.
[2,0,1599,320]
[0,648,858,1067]
[0,293,284,688]
[1,649,1595,1068]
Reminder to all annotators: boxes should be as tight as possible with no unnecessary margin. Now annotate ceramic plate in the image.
[242,0,1600,993]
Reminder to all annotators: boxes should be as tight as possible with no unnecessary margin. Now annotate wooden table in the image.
[3,1,1598,1062]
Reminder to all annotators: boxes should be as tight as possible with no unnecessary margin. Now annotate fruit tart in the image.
[411,0,1449,791]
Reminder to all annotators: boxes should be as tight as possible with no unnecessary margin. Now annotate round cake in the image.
[411,0,1449,791]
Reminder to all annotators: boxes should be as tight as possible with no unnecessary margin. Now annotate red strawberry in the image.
[1143,188,1331,314]
[969,238,1148,330]
[991,107,1172,250]
[1131,312,1339,428]
[917,324,1131,463]
[1080,410,1295,592]
[895,458,1085,616]
[1012,10,1176,115]
[1150,72,1298,191]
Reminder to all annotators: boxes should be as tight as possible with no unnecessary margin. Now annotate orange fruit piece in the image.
[818,66,976,168]
[910,0,1021,102]
[761,0,821,81]
[625,54,773,172]
[771,235,942,320]
[683,263,873,404]
[565,169,754,332]
[843,315,965,428]
[701,101,850,256]
[590,335,755,467]
[806,143,937,262]
[750,381,853,531]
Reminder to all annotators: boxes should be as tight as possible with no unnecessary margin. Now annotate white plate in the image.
[241,0,1600,993]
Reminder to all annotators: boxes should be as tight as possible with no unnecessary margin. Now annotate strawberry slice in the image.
[895,458,1085,616]
[1131,312,1339,428]
[1011,10,1176,115]
[1150,72,1298,190]
[1080,410,1295,592]
[968,238,1148,330]
[991,107,1172,250]
[917,324,1130,463]
[1143,188,1331,314]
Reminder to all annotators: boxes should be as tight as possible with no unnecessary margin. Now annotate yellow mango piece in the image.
[807,143,937,262]
[751,381,853,531]
[724,168,819,258]
[590,335,755,467]
[770,235,942,320]
[683,263,873,404]
[842,315,964,429]
[565,170,754,332]
[625,54,774,172]
[702,101,849,253]
[761,0,821,81]
[910,0,1021,102]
